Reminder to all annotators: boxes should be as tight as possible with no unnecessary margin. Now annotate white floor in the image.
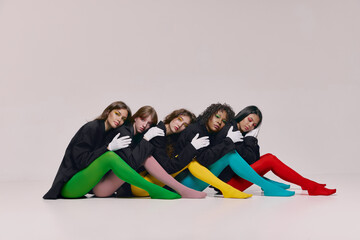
[0,173,358,240]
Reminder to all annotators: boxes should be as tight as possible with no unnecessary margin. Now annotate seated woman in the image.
[130,108,251,199]
[176,103,295,197]
[214,105,336,196]
[92,106,206,199]
[43,101,180,200]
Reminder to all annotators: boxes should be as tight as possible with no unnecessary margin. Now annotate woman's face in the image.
[168,114,191,134]
[105,108,128,130]
[237,113,260,133]
[206,110,228,132]
[134,115,153,134]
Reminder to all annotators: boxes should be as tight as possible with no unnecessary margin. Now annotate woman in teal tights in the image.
[176,103,295,197]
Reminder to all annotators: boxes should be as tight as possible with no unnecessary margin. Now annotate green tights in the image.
[61,151,181,199]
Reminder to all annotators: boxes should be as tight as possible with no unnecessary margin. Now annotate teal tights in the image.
[180,151,295,197]
[61,151,181,199]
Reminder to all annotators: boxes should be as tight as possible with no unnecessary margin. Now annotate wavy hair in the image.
[197,103,234,125]
[163,108,196,125]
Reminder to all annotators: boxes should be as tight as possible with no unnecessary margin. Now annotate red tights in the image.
[227,153,336,196]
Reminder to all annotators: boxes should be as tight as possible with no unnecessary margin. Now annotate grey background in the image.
[0,0,359,182]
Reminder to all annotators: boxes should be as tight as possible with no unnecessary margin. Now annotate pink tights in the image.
[93,156,206,198]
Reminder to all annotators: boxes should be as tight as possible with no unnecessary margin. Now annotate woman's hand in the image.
[108,133,132,151]
[245,125,261,138]
[226,126,243,143]
[143,126,165,141]
[191,133,210,150]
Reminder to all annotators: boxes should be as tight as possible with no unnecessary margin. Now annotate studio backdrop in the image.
[0,0,359,181]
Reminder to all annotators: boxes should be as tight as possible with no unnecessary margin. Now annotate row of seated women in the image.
[43,101,336,200]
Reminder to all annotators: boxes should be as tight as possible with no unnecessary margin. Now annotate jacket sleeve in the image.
[113,128,154,170]
[176,125,236,167]
[115,139,154,169]
[174,128,193,153]
[152,131,198,174]
[70,124,108,170]
[171,143,197,171]
[235,136,260,165]
[158,143,198,174]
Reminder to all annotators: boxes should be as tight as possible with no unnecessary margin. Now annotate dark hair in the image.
[234,105,263,128]
[197,103,235,125]
[96,101,132,123]
[163,108,196,125]
[131,106,158,125]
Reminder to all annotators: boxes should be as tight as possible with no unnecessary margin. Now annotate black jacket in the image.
[215,120,261,182]
[150,121,198,174]
[175,122,236,168]
[106,124,154,170]
[43,120,112,199]
[214,120,260,164]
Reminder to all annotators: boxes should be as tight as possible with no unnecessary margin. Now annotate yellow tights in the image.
[131,160,252,199]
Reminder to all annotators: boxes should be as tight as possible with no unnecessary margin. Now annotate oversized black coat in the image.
[43,120,113,199]
[174,122,236,168]
[215,120,261,182]
[106,124,154,170]
[150,121,198,174]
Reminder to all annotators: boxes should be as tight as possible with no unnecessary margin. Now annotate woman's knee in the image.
[102,151,118,159]
[260,153,279,163]
[96,151,120,166]
[261,153,276,159]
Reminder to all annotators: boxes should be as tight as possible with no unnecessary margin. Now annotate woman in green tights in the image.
[43,101,180,200]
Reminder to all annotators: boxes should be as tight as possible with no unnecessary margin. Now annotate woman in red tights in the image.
[215,105,336,196]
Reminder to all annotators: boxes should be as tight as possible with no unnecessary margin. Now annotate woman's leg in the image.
[61,151,181,199]
[223,151,294,196]
[143,156,207,198]
[227,153,336,196]
[181,161,252,199]
[92,171,125,197]
[131,169,185,197]
[179,151,294,196]
[262,177,291,189]
[227,153,292,192]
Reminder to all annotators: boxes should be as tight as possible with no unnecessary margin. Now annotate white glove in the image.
[226,126,243,143]
[108,133,132,151]
[245,125,261,138]
[143,126,165,141]
[191,133,210,150]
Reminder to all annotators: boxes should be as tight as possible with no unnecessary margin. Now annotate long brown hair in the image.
[96,101,132,123]
[131,106,158,125]
[164,108,196,158]
[163,108,196,125]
